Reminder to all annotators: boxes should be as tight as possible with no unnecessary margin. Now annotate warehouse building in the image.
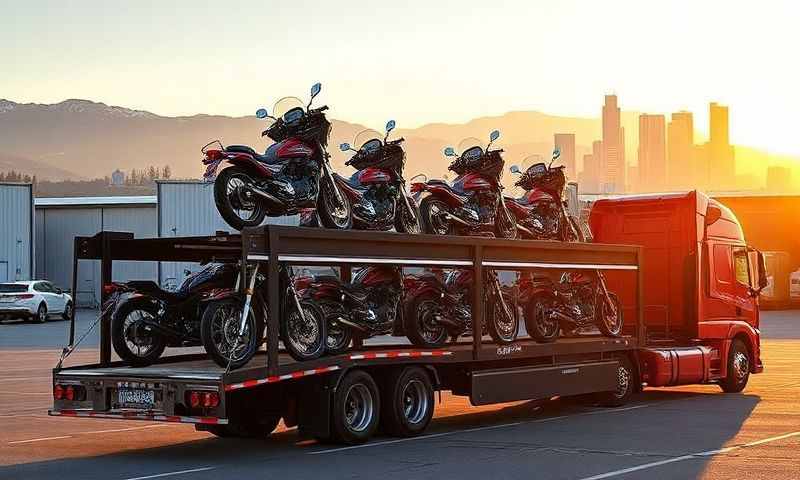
[0,183,34,282]
[35,196,158,306]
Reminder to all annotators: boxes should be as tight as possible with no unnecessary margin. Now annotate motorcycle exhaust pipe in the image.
[432,315,461,329]
[247,185,285,209]
[442,212,472,226]
[334,317,367,332]
[516,224,535,237]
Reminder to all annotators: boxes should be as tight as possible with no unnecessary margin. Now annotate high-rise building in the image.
[638,114,666,192]
[578,141,604,193]
[554,133,576,180]
[601,95,625,192]
[667,111,695,189]
[706,102,735,190]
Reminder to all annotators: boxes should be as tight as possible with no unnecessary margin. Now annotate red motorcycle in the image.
[412,130,517,238]
[331,121,421,233]
[202,83,352,231]
[403,268,518,348]
[505,149,582,241]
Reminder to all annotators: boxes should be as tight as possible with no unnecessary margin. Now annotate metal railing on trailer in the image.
[62,226,643,373]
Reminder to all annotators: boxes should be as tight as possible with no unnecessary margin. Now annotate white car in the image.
[0,281,73,323]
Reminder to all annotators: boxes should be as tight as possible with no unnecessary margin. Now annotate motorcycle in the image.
[106,263,240,367]
[411,130,517,238]
[301,266,403,355]
[332,120,421,233]
[505,148,583,241]
[520,270,622,343]
[199,264,327,368]
[404,268,519,348]
[202,83,352,231]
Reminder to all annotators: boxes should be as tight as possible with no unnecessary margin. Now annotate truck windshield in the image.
[0,284,27,293]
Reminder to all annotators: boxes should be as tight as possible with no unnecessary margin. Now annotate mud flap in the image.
[297,374,337,439]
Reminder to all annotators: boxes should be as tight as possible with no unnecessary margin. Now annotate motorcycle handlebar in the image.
[261,129,269,137]
[312,105,329,113]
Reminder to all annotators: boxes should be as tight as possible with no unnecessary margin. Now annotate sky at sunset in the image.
[3,0,798,156]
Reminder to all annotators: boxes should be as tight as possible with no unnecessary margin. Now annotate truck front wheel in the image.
[381,367,435,437]
[332,369,380,444]
[720,339,750,393]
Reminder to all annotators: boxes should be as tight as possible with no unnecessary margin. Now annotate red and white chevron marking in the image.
[224,350,453,392]
[48,409,227,425]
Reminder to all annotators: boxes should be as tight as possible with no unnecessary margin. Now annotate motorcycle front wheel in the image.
[405,291,449,348]
[595,291,623,337]
[111,299,166,367]
[200,298,264,369]
[214,166,267,231]
[395,197,422,234]
[317,177,353,230]
[282,300,327,361]
[487,290,519,344]
[524,296,559,343]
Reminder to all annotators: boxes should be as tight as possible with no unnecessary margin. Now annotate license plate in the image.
[117,388,155,409]
[203,160,222,181]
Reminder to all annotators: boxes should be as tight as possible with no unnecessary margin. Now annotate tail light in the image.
[186,390,220,410]
[103,283,126,295]
[410,182,425,194]
[54,384,86,401]
[12,294,34,300]
[202,149,223,163]
[54,384,64,400]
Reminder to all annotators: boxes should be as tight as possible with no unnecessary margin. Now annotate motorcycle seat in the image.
[225,145,276,164]
[124,281,190,302]
[312,275,370,302]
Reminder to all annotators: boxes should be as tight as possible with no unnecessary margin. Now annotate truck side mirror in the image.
[757,251,768,290]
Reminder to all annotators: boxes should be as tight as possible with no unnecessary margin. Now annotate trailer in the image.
[50,226,643,443]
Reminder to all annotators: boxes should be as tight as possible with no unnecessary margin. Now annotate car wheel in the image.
[36,303,47,323]
[62,302,73,321]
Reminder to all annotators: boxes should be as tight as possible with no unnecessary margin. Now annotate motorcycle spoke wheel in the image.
[424,200,451,235]
[224,172,263,224]
[286,305,321,355]
[416,300,448,345]
[322,180,351,228]
[209,304,252,362]
[122,310,157,358]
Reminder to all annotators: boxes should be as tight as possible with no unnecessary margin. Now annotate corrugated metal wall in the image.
[0,184,33,282]
[35,205,157,306]
[157,181,298,286]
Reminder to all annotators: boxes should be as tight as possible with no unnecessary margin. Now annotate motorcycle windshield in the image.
[273,96,305,123]
[353,129,383,153]
[456,137,485,161]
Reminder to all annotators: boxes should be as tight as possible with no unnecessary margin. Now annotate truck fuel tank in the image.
[639,346,713,387]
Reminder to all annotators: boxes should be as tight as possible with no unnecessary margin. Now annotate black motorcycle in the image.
[520,270,623,343]
[331,120,421,233]
[107,263,240,366]
[199,264,327,368]
[412,130,517,238]
[299,266,403,355]
[203,83,352,231]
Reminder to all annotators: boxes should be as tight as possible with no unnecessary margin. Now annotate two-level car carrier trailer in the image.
[50,193,763,445]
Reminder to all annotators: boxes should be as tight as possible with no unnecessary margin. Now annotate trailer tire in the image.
[331,369,380,444]
[720,339,750,393]
[381,367,435,437]
[596,355,635,407]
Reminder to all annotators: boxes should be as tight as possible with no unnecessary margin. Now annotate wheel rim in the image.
[323,181,351,228]
[416,299,447,344]
[602,297,622,334]
[326,320,349,351]
[209,304,253,362]
[122,309,158,357]
[733,350,749,382]
[614,364,631,399]
[64,304,72,318]
[286,305,320,355]
[401,379,429,425]
[224,172,262,223]
[498,208,516,238]
[38,305,46,320]
[344,384,374,432]
[427,201,451,235]
[534,301,558,338]
[494,294,516,340]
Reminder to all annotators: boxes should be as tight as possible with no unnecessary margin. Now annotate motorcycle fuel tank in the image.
[357,168,393,185]
[454,173,493,192]
[525,188,553,204]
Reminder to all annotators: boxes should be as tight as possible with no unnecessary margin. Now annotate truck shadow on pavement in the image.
[1,389,760,480]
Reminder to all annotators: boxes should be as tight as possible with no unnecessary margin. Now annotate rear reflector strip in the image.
[224,350,454,392]
[48,409,227,425]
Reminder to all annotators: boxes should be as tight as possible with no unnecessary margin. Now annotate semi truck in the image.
[49,190,765,444]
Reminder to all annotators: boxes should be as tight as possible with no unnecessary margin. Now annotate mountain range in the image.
[0,98,795,190]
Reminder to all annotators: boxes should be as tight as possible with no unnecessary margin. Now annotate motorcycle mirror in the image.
[490,130,501,142]
[510,165,521,175]
[443,147,456,157]
[255,108,269,119]
[385,119,396,133]
[552,147,561,161]
[339,143,352,152]
[308,82,322,108]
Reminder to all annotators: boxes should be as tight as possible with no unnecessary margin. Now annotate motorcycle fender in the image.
[225,155,273,178]
[199,288,241,304]
[332,174,362,202]
[424,185,465,208]
[111,293,161,319]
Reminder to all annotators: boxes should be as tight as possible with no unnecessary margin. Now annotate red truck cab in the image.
[590,190,766,392]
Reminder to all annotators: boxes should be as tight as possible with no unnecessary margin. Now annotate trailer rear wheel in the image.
[720,339,750,393]
[595,355,634,407]
[332,369,380,444]
[381,367,434,437]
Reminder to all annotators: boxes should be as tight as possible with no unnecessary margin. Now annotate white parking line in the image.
[309,403,651,455]
[124,467,215,480]
[8,435,73,444]
[577,431,800,480]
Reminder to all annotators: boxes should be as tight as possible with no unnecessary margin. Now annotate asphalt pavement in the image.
[0,310,798,479]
